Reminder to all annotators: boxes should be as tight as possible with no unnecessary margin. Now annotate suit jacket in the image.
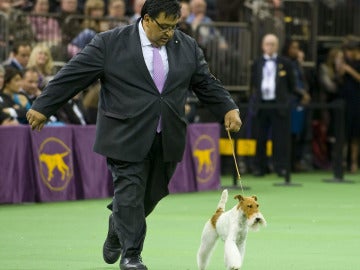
[250,56,296,116]
[4,60,24,71]
[31,22,238,162]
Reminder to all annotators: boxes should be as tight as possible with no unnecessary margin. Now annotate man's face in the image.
[190,0,207,15]
[288,41,300,59]
[22,71,40,95]
[262,35,278,56]
[35,0,49,13]
[61,0,78,13]
[7,74,22,94]
[14,45,31,68]
[109,0,125,18]
[0,0,11,11]
[143,12,179,48]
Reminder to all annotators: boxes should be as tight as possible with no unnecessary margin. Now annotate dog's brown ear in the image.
[234,195,244,201]
[251,195,258,201]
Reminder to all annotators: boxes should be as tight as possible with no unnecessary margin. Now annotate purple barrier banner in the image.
[0,123,220,204]
[30,126,77,202]
[72,126,113,199]
[168,129,197,193]
[0,126,35,203]
[169,123,220,193]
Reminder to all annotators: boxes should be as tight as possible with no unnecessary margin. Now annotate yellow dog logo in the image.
[39,152,70,181]
[193,148,215,174]
[38,137,73,191]
[193,134,217,183]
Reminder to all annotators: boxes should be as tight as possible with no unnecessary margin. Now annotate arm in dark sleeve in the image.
[31,33,105,118]
[190,41,238,122]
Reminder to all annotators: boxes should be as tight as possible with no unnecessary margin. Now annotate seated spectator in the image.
[29,0,62,46]
[56,0,82,60]
[56,94,88,125]
[186,0,228,49]
[0,109,19,125]
[178,0,193,36]
[0,0,35,46]
[106,0,129,29]
[129,0,145,24]
[67,0,107,58]
[187,0,211,32]
[3,41,32,71]
[0,67,29,123]
[20,67,42,103]
[27,43,56,90]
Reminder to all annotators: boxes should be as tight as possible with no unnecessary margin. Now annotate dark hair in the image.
[281,38,299,57]
[3,67,23,89]
[12,41,32,54]
[141,0,180,20]
[0,111,12,124]
[23,67,40,76]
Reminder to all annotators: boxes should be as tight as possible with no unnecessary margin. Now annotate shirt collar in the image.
[263,54,277,61]
[138,19,152,48]
[12,58,24,69]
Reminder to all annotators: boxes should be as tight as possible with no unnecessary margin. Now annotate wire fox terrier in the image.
[197,189,266,270]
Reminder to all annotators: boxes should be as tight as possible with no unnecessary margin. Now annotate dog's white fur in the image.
[197,189,266,270]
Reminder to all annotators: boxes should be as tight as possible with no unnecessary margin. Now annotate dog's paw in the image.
[229,265,241,270]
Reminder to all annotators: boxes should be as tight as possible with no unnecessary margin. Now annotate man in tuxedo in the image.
[250,33,295,177]
[26,0,242,269]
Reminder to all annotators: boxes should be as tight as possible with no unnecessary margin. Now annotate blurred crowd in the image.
[0,0,359,173]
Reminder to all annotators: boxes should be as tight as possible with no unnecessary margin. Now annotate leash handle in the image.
[226,129,244,195]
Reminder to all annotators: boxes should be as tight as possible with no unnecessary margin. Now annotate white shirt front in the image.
[261,54,277,100]
[138,20,169,80]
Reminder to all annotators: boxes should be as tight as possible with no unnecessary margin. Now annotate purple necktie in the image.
[153,47,165,93]
[153,47,165,132]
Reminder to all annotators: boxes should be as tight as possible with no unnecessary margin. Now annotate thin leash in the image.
[226,129,245,195]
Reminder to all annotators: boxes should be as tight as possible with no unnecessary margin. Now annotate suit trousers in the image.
[254,105,289,174]
[106,133,178,257]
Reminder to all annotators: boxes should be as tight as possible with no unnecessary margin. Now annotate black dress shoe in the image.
[120,256,148,270]
[103,214,122,264]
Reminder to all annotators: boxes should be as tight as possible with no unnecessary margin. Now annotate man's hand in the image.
[224,109,242,132]
[26,109,47,131]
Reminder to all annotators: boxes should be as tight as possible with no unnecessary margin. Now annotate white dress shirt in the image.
[261,54,277,100]
[138,20,169,80]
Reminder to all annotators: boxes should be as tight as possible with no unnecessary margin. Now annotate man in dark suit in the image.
[4,41,32,71]
[250,33,295,177]
[26,0,242,269]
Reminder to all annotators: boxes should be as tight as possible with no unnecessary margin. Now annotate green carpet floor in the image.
[1,172,359,270]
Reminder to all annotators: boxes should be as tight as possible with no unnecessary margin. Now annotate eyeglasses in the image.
[152,18,177,33]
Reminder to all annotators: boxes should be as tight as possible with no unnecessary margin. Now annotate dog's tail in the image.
[210,189,228,228]
[217,189,228,211]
